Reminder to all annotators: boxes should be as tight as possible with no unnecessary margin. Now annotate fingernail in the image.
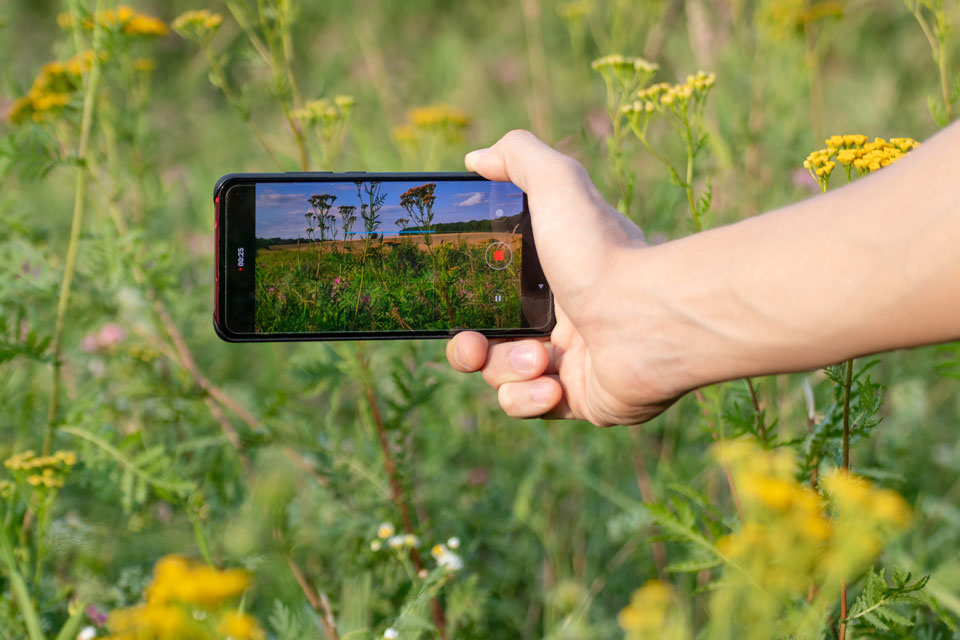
[530,380,555,405]
[508,344,537,373]
[465,148,489,166]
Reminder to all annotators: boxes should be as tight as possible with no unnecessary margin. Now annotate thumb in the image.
[465,130,643,313]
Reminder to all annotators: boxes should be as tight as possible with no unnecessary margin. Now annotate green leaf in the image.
[0,524,44,640]
[666,555,723,573]
[846,567,930,632]
[54,601,89,640]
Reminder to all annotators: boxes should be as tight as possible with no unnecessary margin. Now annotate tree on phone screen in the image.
[399,183,437,245]
[339,205,357,242]
[354,181,387,318]
[308,193,337,243]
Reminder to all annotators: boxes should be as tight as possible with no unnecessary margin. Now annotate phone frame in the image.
[214,172,555,342]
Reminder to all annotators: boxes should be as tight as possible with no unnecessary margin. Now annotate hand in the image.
[445,130,700,426]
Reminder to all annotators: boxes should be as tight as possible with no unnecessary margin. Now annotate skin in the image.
[445,126,960,426]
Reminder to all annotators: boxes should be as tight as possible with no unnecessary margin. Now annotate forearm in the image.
[634,122,960,386]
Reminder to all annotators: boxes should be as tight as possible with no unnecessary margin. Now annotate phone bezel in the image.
[214,172,556,342]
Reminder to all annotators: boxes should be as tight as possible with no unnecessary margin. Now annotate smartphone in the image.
[214,172,555,341]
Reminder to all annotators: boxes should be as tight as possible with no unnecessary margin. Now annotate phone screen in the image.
[219,175,552,339]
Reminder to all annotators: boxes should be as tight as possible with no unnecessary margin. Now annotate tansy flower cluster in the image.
[556,0,591,20]
[803,134,919,190]
[172,10,224,44]
[590,55,659,117]
[57,5,168,37]
[820,469,912,576]
[7,51,96,124]
[103,554,264,640]
[4,450,77,489]
[407,104,471,130]
[622,71,716,123]
[756,0,843,42]
[392,104,471,146]
[618,580,689,640]
[715,442,832,591]
[290,96,355,129]
[700,441,912,635]
[591,54,659,79]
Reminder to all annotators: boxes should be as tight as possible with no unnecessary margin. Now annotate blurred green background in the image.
[1,0,959,638]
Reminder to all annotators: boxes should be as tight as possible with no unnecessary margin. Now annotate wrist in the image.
[621,227,809,390]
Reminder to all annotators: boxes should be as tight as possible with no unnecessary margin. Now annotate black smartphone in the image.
[214,172,555,341]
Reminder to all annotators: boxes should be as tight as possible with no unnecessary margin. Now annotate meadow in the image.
[1,1,960,639]
[254,233,523,333]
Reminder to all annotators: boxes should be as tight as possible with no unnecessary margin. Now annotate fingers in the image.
[448,333,565,419]
[447,332,552,381]
[464,130,588,194]
[479,340,550,387]
[498,376,568,419]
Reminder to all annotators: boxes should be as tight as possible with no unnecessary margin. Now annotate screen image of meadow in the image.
[254,180,524,332]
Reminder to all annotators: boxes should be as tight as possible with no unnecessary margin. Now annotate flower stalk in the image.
[44,0,105,455]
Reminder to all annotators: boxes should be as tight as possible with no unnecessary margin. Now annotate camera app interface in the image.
[253,179,526,333]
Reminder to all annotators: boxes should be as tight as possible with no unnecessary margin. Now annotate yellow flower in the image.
[826,134,844,148]
[590,54,658,75]
[217,611,266,640]
[822,470,911,529]
[32,93,71,111]
[334,94,355,111]
[618,580,688,639]
[407,104,471,129]
[391,123,417,144]
[557,1,591,19]
[146,555,192,604]
[124,14,168,37]
[377,523,396,539]
[174,565,252,608]
[133,57,156,72]
[172,9,224,42]
[108,603,187,639]
[836,149,858,165]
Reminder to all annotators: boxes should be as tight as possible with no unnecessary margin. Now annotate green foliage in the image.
[846,568,930,633]
[0,0,957,638]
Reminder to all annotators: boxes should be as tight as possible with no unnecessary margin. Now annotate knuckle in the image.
[500,129,534,146]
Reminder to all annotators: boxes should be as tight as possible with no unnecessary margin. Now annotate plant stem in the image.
[202,44,284,170]
[356,346,447,639]
[695,389,745,523]
[521,0,552,140]
[286,556,340,640]
[939,35,952,122]
[804,20,824,143]
[841,358,853,470]
[683,116,701,231]
[44,7,104,455]
[838,357,854,640]
[745,378,766,440]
